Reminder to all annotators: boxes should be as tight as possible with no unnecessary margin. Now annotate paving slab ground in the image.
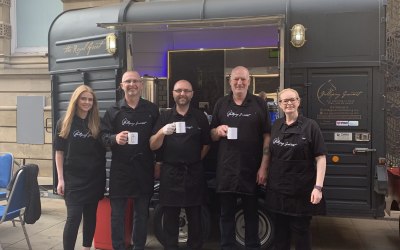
[0,197,399,250]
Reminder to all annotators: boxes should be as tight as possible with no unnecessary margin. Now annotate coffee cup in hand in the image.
[175,121,186,133]
[227,127,238,140]
[127,132,138,144]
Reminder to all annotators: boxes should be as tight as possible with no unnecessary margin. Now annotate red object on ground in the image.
[387,167,400,204]
[94,197,134,250]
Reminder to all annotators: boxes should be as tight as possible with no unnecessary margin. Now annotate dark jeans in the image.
[63,202,98,250]
[271,212,312,250]
[219,193,260,250]
[111,196,151,250]
[163,205,203,250]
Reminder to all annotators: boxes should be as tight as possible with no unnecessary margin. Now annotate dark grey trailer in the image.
[48,4,124,118]
[49,0,387,248]
[48,4,125,193]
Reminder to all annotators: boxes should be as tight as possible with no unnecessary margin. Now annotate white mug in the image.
[227,127,238,140]
[175,121,186,133]
[127,132,138,144]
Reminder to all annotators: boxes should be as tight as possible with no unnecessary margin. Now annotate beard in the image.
[175,96,190,106]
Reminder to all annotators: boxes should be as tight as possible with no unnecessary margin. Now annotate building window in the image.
[11,0,63,54]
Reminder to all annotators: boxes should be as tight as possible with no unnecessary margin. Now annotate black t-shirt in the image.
[109,100,158,163]
[152,106,211,206]
[211,92,271,154]
[270,115,327,161]
[210,92,271,194]
[152,106,211,164]
[265,115,327,216]
[101,98,159,197]
[54,115,106,204]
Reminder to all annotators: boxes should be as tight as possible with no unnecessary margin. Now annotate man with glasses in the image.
[150,79,211,250]
[101,71,159,250]
[210,66,271,250]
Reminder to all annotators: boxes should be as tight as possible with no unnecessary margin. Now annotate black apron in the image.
[268,159,315,196]
[213,94,266,195]
[216,148,260,194]
[109,107,155,198]
[265,121,326,216]
[62,118,106,205]
[160,161,206,207]
[157,108,208,207]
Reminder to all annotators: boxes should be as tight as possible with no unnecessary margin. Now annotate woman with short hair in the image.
[265,88,327,250]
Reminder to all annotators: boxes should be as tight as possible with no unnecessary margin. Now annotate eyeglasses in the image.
[279,98,299,104]
[173,89,193,94]
[123,79,142,84]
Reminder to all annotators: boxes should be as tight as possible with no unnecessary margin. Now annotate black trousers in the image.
[63,202,98,250]
[271,213,312,250]
[163,205,203,250]
[219,193,260,250]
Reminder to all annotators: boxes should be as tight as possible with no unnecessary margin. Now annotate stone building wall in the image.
[0,0,121,184]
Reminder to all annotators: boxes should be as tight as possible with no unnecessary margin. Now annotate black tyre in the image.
[153,205,211,247]
[235,200,274,249]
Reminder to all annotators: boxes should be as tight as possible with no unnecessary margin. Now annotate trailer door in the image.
[307,68,376,216]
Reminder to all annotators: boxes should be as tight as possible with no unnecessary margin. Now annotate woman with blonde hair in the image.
[54,85,106,250]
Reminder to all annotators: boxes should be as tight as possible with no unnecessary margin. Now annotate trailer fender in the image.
[374,164,388,195]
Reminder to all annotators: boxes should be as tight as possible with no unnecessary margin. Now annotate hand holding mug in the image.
[162,123,176,135]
